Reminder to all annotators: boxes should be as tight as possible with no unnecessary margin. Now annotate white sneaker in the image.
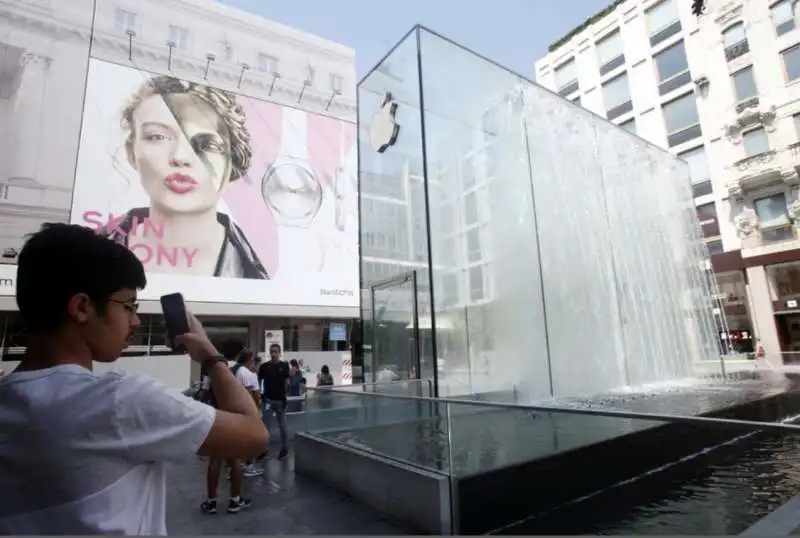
[243,464,264,477]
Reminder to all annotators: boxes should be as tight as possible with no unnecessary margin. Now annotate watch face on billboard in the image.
[69,59,358,307]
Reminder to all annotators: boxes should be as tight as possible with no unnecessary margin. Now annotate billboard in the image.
[67,59,358,307]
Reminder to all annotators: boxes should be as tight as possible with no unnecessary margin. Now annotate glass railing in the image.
[301,385,800,534]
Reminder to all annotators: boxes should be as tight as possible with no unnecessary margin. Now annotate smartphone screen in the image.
[160,293,189,352]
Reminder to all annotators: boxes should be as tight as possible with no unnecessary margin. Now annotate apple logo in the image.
[369,91,400,153]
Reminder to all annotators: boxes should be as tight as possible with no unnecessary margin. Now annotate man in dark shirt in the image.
[257,343,290,460]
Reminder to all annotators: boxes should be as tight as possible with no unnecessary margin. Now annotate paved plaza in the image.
[164,454,411,535]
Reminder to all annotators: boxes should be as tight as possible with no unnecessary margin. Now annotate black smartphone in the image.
[160,293,190,353]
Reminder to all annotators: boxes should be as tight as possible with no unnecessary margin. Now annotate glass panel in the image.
[597,30,623,66]
[732,66,758,102]
[647,0,679,34]
[663,92,700,134]
[303,388,451,473]
[524,69,718,392]
[724,23,747,48]
[783,45,800,81]
[678,146,710,184]
[555,58,577,89]
[417,28,550,399]
[371,276,419,380]
[361,29,722,403]
[603,73,631,109]
[743,128,769,156]
[755,194,789,228]
[359,31,436,385]
[654,40,689,82]
[444,400,800,534]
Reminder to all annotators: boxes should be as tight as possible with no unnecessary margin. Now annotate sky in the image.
[219,0,611,79]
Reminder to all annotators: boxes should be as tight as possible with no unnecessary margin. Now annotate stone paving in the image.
[165,454,411,535]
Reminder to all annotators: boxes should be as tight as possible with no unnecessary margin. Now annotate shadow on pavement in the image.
[165,452,412,535]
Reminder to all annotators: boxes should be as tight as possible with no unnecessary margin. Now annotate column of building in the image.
[5,52,50,185]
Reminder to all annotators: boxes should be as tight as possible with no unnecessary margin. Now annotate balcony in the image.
[725,144,799,200]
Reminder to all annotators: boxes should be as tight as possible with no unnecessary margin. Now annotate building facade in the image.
[535,0,800,363]
[0,0,359,368]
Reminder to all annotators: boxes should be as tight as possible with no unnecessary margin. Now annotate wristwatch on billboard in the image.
[260,156,324,229]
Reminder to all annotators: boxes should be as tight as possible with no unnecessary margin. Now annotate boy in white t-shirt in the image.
[0,224,268,535]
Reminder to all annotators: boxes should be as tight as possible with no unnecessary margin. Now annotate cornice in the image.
[159,0,355,63]
[0,10,356,117]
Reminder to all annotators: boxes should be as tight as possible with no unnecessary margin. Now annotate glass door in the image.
[370,270,421,383]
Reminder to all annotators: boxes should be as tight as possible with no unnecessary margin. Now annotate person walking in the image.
[257,343,290,460]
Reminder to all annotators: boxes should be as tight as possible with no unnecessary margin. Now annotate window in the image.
[329,74,344,93]
[257,54,279,74]
[654,40,691,95]
[782,44,800,82]
[742,128,769,156]
[555,58,579,96]
[696,202,718,226]
[469,265,485,302]
[464,192,479,225]
[755,193,794,243]
[597,30,625,75]
[679,145,712,197]
[697,202,720,237]
[706,239,724,255]
[679,146,710,184]
[662,92,701,147]
[732,66,758,102]
[771,0,796,36]
[115,8,136,33]
[647,0,681,45]
[619,118,637,134]
[169,25,190,51]
[723,23,749,61]
[603,73,632,119]
[466,227,482,263]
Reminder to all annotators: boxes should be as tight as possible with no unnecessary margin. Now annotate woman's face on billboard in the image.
[126,93,232,215]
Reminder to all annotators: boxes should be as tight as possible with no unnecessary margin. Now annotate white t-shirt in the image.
[0,364,215,535]
[202,366,258,392]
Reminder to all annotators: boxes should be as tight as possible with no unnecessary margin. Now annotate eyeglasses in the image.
[110,299,140,314]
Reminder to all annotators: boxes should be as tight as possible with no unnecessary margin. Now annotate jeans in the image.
[262,398,288,450]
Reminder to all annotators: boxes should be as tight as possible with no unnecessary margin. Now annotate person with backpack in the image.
[198,349,263,514]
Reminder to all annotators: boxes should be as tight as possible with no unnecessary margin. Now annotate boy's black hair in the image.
[269,343,281,352]
[16,223,147,332]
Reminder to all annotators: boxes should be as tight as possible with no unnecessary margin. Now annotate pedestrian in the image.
[0,224,268,535]
[257,343,290,460]
[198,348,265,515]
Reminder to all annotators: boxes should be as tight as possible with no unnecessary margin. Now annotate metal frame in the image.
[369,270,422,384]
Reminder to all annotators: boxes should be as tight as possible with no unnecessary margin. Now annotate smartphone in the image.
[160,293,190,353]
